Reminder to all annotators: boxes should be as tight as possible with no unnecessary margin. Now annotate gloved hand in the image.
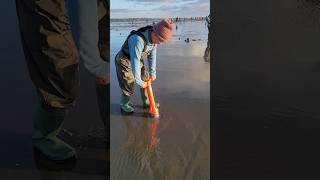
[150,75,156,81]
[140,81,148,88]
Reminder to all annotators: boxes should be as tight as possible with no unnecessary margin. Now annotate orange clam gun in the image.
[145,80,160,118]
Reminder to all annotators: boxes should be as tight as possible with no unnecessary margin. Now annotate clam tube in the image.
[146,80,159,117]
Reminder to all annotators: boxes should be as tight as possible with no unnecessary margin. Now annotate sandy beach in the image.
[0,1,107,179]
[110,19,210,180]
[214,0,320,179]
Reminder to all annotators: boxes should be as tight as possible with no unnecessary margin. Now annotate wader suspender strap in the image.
[122,26,153,58]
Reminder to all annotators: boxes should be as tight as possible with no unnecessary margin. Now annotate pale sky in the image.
[110,0,210,18]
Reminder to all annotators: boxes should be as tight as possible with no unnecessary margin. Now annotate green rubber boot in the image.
[32,103,76,161]
[140,88,150,108]
[96,83,109,147]
[140,88,160,109]
[120,95,134,113]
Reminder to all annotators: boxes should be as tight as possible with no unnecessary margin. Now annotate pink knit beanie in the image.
[153,18,174,43]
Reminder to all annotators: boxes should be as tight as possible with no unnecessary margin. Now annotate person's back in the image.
[204,14,211,62]
[205,14,210,30]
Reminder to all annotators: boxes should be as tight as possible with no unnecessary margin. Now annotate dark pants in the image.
[115,52,149,96]
[96,1,109,131]
[96,83,109,138]
[204,26,211,62]
[16,0,108,109]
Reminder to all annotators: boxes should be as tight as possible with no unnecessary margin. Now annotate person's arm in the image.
[77,0,107,80]
[148,45,157,78]
[128,35,146,87]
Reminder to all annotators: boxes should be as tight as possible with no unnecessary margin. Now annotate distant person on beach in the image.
[15,0,109,161]
[115,18,174,114]
[204,14,211,62]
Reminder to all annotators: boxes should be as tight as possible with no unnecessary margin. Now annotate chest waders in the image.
[16,0,107,160]
[115,26,153,113]
[95,1,110,145]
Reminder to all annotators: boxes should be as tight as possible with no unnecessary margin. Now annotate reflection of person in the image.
[115,18,174,114]
[111,118,162,179]
[15,0,108,160]
[204,14,211,62]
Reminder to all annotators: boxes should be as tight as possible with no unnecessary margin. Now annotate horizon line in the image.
[111,16,206,19]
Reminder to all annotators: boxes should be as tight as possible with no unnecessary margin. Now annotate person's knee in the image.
[37,79,79,110]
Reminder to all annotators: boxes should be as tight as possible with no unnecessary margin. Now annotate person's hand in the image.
[96,77,107,85]
[150,76,156,81]
[140,82,148,88]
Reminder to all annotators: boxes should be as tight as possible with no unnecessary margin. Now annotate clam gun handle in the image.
[146,80,159,114]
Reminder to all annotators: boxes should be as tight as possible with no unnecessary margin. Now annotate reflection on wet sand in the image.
[32,145,108,179]
[33,149,77,180]
[111,117,162,180]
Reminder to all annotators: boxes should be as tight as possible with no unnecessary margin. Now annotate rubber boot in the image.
[141,88,160,109]
[96,82,109,148]
[140,88,150,108]
[32,103,76,161]
[120,94,134,113]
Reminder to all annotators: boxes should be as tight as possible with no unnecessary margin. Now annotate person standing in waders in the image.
[204,14,211,62]
[115,18,174,114]
[15,0,109,161]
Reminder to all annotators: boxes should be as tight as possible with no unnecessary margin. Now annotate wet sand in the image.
[110,20,210,179]
[214,0,320,179]
[0,1,107,179]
